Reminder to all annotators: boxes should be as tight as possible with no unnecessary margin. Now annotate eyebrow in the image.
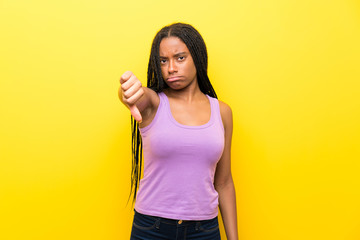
[160,52,187,58]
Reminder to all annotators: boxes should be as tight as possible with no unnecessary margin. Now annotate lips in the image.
[167,76,182,82]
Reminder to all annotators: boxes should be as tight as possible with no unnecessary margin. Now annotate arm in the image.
[118,71,159,125]
[214,101,239,240]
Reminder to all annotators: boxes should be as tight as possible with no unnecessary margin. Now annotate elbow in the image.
[214,175,234,191]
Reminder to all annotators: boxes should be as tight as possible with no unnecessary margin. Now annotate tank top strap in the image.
[158,91,166,102]
[207,95,225,134]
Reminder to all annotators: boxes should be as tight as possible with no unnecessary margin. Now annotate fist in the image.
[119,71,144,122]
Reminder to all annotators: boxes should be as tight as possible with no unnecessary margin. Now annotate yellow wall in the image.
[1,0,360,239]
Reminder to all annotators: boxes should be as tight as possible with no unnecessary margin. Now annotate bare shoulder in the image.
[144,87,160,109]
[218,100,233,130]
[218,100,233,120]
[138,88,160,127]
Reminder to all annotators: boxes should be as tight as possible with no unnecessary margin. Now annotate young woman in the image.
[119,23,238,240]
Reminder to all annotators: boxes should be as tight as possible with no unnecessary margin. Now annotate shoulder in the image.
[146,87,160,104]
[218,100,233,130]
[218,100,232,120]
[138,88,160,128]
[142,87,160,112]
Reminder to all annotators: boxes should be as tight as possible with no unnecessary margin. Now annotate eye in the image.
[178,56,185,61]
[160,59,167,64]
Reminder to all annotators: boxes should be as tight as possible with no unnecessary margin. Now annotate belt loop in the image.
[155,219,160,229]
[195,222,201,231]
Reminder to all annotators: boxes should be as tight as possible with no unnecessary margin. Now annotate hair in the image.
[128,22,218,205]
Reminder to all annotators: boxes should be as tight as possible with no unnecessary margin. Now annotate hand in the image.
[119,71,144,122]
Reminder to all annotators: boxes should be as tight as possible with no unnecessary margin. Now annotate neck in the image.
[164,81,204,102]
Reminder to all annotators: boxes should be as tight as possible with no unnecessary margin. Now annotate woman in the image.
[119,23,238,240]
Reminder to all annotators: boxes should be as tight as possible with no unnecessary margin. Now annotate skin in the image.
[119,36,239,240]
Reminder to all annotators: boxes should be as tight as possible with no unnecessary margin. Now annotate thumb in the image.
[129,105,142,123]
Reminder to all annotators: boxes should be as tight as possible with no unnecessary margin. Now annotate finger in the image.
[125,87,144,106]
[129,105,142,123]
[121,74,138,91]
[120,71,133,84]
[123,81,142,99]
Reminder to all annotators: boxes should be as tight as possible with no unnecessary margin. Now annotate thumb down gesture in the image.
[119,71,144,122]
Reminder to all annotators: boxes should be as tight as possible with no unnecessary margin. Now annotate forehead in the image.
[159,37,190,56]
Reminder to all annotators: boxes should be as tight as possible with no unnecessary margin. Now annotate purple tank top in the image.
[134,92,225,220]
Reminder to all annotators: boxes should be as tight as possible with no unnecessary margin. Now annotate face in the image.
[159,37,197,90]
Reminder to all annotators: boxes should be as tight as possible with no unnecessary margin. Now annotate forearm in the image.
[216,179,239,240]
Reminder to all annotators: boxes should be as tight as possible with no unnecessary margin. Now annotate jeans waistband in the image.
[134,209,216,226]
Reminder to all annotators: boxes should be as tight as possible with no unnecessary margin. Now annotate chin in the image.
[166,82,184,90]
[168,86,184,91]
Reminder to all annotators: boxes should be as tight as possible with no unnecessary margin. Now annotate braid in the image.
[128,23,217,204]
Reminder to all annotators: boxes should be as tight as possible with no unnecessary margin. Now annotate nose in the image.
[168,59,177,73]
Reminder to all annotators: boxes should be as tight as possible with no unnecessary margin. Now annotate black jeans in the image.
[130,210,221,240]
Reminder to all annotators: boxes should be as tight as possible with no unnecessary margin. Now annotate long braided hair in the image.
[129,22,218,204]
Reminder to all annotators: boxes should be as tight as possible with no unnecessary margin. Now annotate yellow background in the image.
[1,0,360,239]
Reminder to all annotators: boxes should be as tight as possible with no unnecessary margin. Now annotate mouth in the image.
[167,76,182,82]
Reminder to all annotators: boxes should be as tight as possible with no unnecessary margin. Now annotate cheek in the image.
[187,62,197,77]
[160,66,167,77]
